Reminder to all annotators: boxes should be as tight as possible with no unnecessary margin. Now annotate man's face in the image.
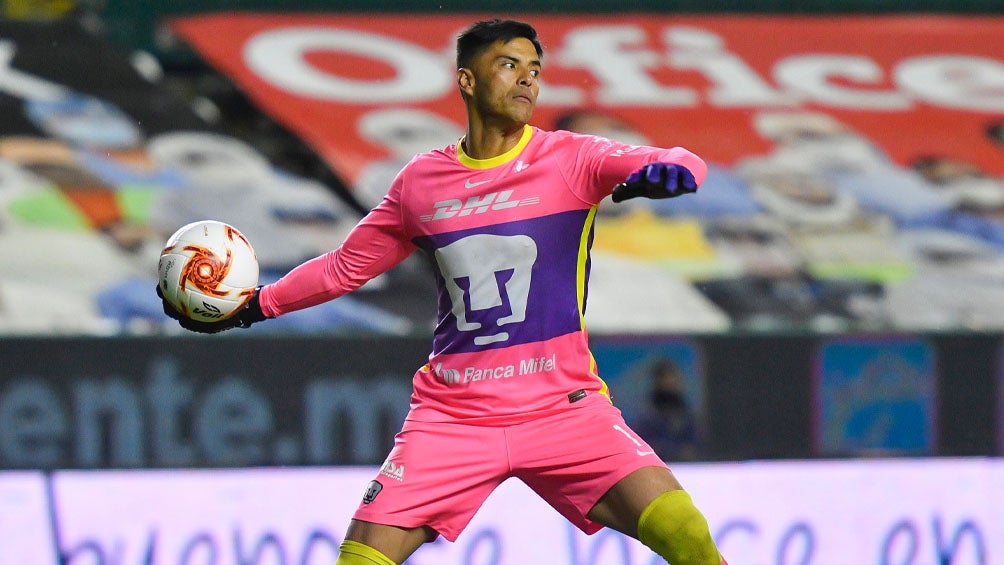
[464,38,540,125]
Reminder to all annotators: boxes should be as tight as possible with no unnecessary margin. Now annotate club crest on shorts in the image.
[362,480,383,504]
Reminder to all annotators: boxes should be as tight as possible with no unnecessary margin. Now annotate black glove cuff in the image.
[611,182,641,203]
[236,286,268,328]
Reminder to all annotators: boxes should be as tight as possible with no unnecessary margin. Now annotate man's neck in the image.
[462,120,527,160]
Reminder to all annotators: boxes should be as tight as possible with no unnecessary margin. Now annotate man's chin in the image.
[510,107,535,125]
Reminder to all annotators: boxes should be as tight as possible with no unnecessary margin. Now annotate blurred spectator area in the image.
[6,0,999,61]
[0,4,1002,336]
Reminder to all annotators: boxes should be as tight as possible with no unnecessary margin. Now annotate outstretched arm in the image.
[258,216,415,317]
[159,178,415,333]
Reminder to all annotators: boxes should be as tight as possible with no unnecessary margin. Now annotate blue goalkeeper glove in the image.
[156,284,267,334]
[611,162,698,203]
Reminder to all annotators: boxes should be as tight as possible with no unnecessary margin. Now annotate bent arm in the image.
[564,132,707,204]
[597,146,707,198]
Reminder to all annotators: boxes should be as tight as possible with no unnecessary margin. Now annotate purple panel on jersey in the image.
[413,210,592,355]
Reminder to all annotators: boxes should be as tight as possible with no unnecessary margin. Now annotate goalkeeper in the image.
[161,18,727,565]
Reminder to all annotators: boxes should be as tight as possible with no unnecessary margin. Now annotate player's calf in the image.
[637,490,724,565]
[335,540,397,565]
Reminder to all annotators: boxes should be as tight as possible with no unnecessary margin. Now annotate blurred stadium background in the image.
[0,0,999,461]
[0,0,1003,562]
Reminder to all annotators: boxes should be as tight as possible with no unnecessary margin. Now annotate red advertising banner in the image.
[167,13,1004,334]
[170,13,1004,190]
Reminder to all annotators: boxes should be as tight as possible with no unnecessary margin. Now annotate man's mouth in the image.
[513,88,534,104]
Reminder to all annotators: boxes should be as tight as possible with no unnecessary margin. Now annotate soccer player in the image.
[160,19,728,565]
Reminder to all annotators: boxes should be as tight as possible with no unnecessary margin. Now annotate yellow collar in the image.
[457,124,533,169]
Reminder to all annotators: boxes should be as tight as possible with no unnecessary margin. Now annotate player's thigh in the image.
[511,394,670,533]
[586,464,684,538]
[343,519,434,564]
[351,420,510,543]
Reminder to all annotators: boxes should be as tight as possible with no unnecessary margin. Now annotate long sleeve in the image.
[258,181,416,317]
[555,131,707,205]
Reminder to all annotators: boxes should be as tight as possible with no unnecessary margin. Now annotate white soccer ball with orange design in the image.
[158,220,259,323]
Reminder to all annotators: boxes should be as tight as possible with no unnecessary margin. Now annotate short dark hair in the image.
[988,121,1004,144]
[456,19,542,70]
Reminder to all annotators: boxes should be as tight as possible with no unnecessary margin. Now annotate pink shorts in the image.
[351,392,667,541]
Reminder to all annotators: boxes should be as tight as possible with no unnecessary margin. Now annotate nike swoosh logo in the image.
[636,449,656,457]
[465,179,490,188]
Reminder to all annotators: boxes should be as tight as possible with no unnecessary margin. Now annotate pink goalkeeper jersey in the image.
[259,125,706,424]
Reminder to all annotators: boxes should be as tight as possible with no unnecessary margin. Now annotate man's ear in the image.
[457,68,475,97]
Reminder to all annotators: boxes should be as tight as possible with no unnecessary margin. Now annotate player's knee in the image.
[637,490,722,565]
[335,540,397,565]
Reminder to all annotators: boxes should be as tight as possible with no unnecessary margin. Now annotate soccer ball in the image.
[158,220,259,323]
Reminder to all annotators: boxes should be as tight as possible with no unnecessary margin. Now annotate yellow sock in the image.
[637,490,722,565]
[335,540,397,565]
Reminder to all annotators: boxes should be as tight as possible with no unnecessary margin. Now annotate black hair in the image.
[456,19,542,70]
[988,121,1004,144]
[554,110,589,132]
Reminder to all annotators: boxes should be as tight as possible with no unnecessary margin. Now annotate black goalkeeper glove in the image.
[156,284,268,334]
[611,162,698,203]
